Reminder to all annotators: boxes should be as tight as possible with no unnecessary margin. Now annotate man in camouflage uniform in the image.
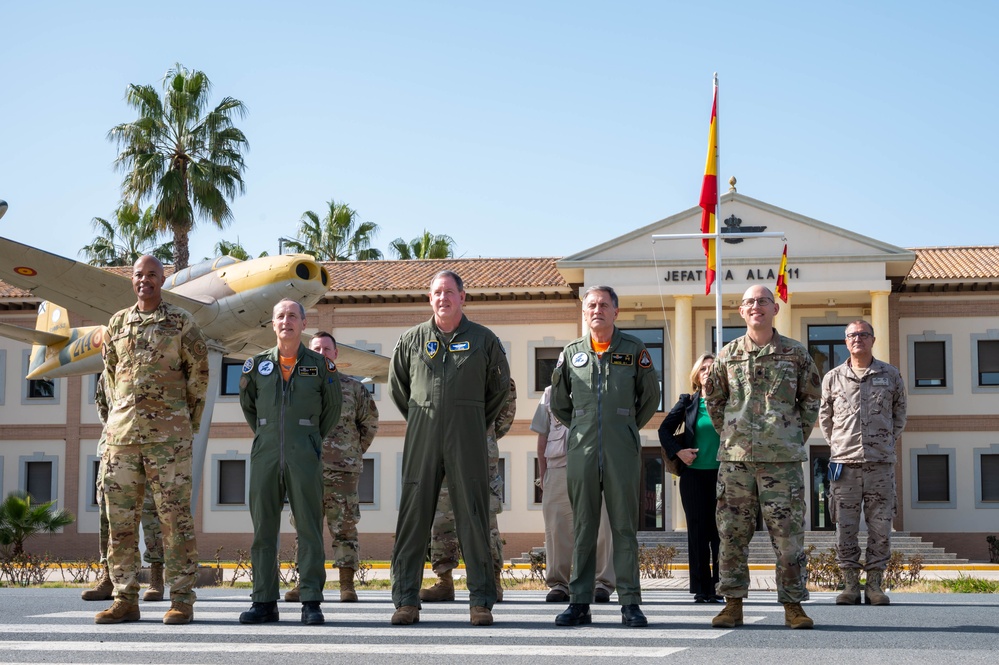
[238,299,342,626]
[704,285,822,630]
[820,320,907,606]
[96,255,209,626]
[284,331,379,604]
[420,378,517,603]
[83,374,165,603]
[388,270,510,627]
[550,286,660,628]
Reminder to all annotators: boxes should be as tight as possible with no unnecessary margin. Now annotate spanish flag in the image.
[776,243,789,302]
[699,82,718,295]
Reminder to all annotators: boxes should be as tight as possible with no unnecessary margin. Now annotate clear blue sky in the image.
[2,1,996,264]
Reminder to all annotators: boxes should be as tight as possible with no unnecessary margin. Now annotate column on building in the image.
[671,295,693,532]
[870,290,890,361]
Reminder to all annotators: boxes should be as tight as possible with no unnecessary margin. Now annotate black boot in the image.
[621,604,648,627]
[301,601,325,625]
[555,603,591,626]
[239,601,279,624]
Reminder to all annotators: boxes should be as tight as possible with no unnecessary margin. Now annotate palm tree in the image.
[0,491,75,557]
[388,230,456,259]
[285,198,383,261]
[79,203,174,266]
[108,63,249,270]
[214,238,252,261]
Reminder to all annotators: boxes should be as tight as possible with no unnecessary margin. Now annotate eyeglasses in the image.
[740,297,774,307]
[845,331,873,340]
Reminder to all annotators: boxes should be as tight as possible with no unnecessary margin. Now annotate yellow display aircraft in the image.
[0,203,389,507]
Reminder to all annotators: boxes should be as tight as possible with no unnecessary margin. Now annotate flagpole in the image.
[712,73,724,354]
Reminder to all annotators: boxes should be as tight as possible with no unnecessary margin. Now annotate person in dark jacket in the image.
[659,352,722,603]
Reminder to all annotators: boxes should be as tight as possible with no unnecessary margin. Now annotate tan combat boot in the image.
[163,601,194,625]
[494,565,504,603]
[284,584,301,602]
[391,605,420,625]
[783,602,814,629]
[711,597,743,628]
[143,562,164,601]
[836,568,861,605]
[864,570,891,605]
[339,567,358,602]
[470,606,494,626]
[81,564,114,601]
[95,599,140,624]
[419,569,455,602]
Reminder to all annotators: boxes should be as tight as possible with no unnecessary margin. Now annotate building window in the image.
[212,451,250,510]
[20,454,58,505]
[342,340,383,401]
[622,328,665,411]
[20,350,60,404]
[808,324,848,377]
[359,454,381,510]
[530,454,543,507]
[974,445,999,508]
[907,333,953,395]
[220,358,244,396]
[914,342,946,387]
[909,444,956,509]
[89,457,101,508]
[534,347,562,392]
[972,335,999,391]
[0,349,7,405]
[497,454,511,510]
[709,325,747,354]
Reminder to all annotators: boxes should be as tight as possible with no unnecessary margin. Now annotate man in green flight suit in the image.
[388,269,511,627]
[550,285,661,628]
[238,298,342,626]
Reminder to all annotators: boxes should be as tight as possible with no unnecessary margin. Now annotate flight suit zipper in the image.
[596,351,604,482]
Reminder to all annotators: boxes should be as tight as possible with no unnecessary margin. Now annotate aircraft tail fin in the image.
[27,302,72,377]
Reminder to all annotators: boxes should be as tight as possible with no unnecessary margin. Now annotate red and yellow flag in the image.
[776,243,789,302]
[699,85,718,295]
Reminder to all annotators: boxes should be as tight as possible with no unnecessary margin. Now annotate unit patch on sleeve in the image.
[326,358,337,373]
[610,353,634,366]
[638,349,653,369]
[242,358,255,374]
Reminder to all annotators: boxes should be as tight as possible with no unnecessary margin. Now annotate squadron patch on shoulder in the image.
[611,353,634,366]
[555,351,565,368]
[299,365,318,376]
[258,360,274,376]
[326,358,337,373]
[192,339,208,359]
[638,349,653,369]
[242,358,255,374]
[426,341,439,358]
[448,341,470,352]
[571,352,588,368]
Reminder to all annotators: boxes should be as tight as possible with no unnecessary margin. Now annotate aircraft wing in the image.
[0,321,66,346]
[334,343,391,383]
[0,235,211,323]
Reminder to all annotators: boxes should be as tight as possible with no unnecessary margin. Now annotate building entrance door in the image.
[640,448,667,531]
[810,444,835,531]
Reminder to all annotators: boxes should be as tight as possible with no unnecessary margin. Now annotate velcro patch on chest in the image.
[299,365,318,376]
[611,353,634,366]
[872,377,889,386]
[449,341,470,352]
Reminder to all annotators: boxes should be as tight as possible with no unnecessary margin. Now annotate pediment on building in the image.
[556,192,916,286]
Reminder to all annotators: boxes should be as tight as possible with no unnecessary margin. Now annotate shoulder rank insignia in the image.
[242,358,255,374]
[426,341,439,358]
[638,349,653,369]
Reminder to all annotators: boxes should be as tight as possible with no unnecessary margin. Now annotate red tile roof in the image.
[322,257,567,292]
[906,246,999,280]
